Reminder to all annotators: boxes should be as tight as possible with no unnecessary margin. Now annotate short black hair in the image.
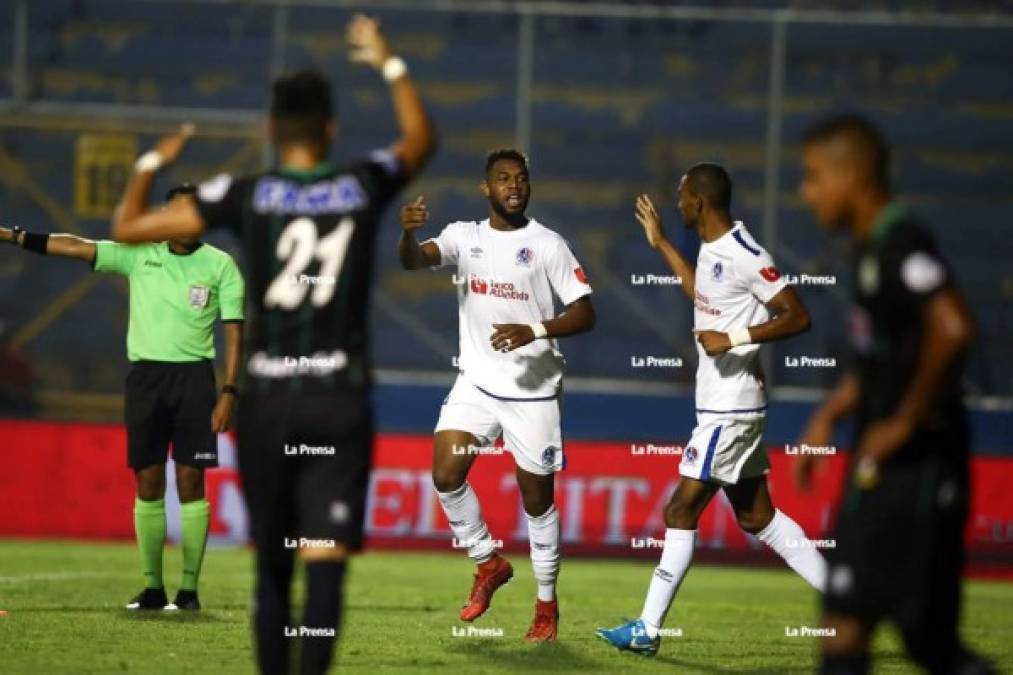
[270,69,334,145]
[485,148,529,175]
[803,113,890,191]
[685,162,732,211]
[165,183,196,200]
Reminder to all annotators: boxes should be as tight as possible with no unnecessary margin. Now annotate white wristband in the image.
[728,327,752,348]
[382,56,408,83]
[529,322,548,339]
[134,151,163,173]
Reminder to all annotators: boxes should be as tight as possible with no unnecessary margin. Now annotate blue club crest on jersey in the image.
[683,446,698,464]
[541,445,558,467]
[516,247,534,266]
[712,261,723,281]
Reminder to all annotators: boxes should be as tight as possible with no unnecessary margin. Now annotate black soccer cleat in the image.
[170,589,201,611]
[125,587,170,610]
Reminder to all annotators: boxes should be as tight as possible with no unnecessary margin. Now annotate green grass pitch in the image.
[0,540,1009,674]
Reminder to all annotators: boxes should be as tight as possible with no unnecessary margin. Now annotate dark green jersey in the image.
[193,150,407,394]
[848,204,968,465]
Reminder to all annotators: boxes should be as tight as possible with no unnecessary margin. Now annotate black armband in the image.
[21,231,49,255]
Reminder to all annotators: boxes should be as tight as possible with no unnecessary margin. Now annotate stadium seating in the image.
[1,0,1010,413]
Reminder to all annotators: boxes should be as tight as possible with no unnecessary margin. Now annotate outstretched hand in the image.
[635,194,665,249]
[347,14,392,70]
[401,195,429,232]
[153,123,195,166]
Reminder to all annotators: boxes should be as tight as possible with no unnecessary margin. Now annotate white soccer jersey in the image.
[693,222,787,415]
[427,218,592,399]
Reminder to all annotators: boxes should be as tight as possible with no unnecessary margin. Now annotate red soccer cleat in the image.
[524,599,558,642]
[459,555,513,622]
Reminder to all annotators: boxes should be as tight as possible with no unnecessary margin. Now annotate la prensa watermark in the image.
[452,625,504,638]
[284,625,336,637]
[452,536,504,550]
[630,273,682,286]
[284,537,337,549]
[451,442,504,457]
[784,444,836,456]
[630,536,665,549]
[633,625,683,638]
[248,349,348,378]
[631,443,682,456]
[785,625,837,637]
[783,273,837,286]
[630,356,683,368]
[284,443,337,456]
[785,538,836,550]
[784,356,837,368]
[284,273,337,286]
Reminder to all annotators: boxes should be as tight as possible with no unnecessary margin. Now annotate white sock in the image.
[436,482,497,563]
[756,509,827,592]
[640,528,695,639]
[525,505,560,602]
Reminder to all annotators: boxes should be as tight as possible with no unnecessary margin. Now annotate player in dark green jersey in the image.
[794,114,995,675]
[98,14,434,675]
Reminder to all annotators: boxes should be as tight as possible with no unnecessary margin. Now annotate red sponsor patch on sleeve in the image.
[574,267,589,284]
[759,266,781,282]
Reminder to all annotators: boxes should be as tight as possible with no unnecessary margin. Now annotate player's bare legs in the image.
[662,476,719,528]
[174,464,204,502]
[432,430,513,621]
[432,429,480,493]
[724,477,827,591]
[515,467,560,641]
[721,475,774,532]
[173,464,209,611]
[135,464,167,501]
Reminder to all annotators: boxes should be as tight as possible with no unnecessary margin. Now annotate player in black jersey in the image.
[794,114,994,675]
[110,14,434,675]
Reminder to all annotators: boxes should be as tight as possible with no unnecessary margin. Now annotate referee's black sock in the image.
[300,560,347,675]
[254,552,294,675]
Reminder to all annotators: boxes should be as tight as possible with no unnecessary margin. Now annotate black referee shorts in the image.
[823,455,969,668]
[124,360,218,471]
[237,389,373,555]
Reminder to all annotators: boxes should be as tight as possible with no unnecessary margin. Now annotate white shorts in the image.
[434,376,564,476]
[678,413,768,486]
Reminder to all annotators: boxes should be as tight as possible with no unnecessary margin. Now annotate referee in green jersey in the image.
[1,131,244,611]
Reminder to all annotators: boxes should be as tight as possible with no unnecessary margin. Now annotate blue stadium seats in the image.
[2,1,1011,405]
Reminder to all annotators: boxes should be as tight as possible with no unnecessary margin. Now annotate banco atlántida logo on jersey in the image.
[467,275,529,301]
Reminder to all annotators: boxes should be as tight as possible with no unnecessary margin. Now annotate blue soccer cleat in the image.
[595,618,660,657]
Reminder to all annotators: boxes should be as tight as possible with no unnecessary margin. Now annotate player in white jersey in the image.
[398,149,596,641]
[597,163,828,657]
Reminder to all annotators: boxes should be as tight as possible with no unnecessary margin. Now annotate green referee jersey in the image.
[93,241,245,362]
